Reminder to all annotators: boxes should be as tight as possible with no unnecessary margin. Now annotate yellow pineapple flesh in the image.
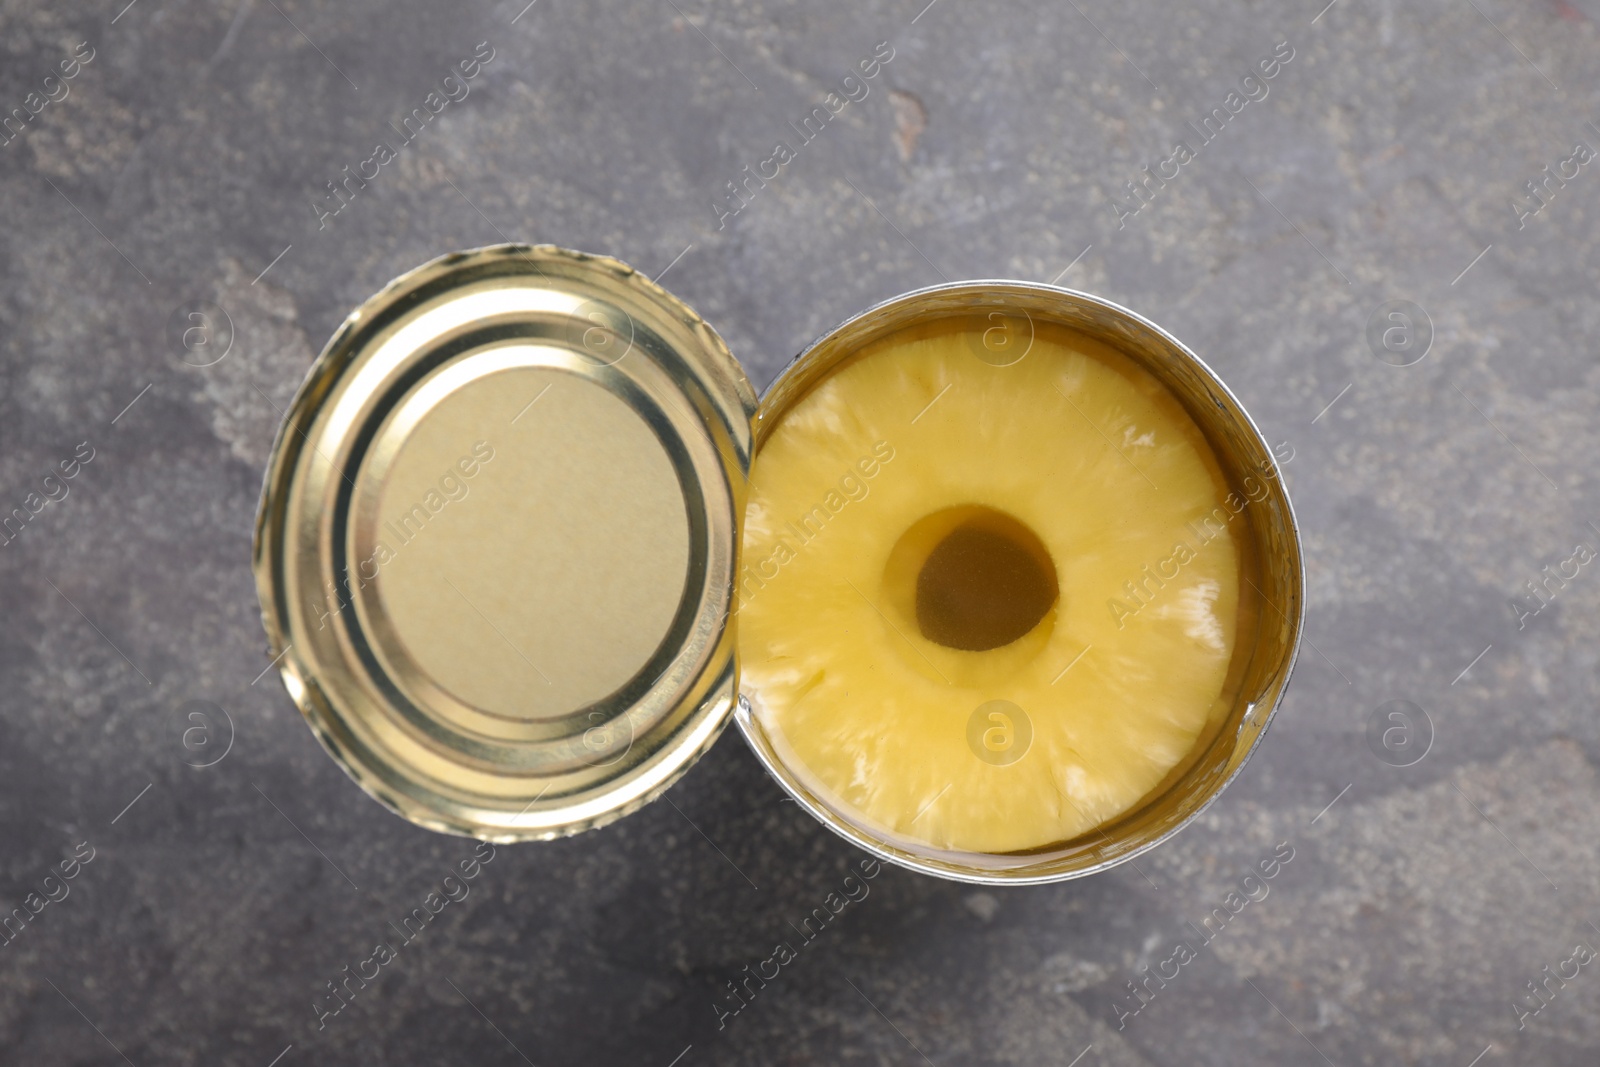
[736,321,1242,855]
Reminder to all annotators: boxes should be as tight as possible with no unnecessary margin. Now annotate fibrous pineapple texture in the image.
[737,322,1242,855]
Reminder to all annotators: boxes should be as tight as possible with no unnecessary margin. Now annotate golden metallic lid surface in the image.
[253,245,757,840]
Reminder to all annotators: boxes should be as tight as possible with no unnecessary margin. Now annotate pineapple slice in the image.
[737,322,1241,855]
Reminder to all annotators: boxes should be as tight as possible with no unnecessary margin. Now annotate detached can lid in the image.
[253,245,757,840]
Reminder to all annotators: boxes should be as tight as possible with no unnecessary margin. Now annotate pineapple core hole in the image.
[901,506,1059,652]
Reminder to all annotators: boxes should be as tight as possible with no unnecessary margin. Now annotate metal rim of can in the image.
[733,280,1307,885]
[252,244,757,842]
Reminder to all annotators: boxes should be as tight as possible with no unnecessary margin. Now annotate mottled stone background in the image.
[2,0,1598,1063]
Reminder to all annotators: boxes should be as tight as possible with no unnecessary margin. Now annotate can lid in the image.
[253,245,757,840]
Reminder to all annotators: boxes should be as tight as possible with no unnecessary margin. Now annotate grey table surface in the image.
[3,0,1599,1064]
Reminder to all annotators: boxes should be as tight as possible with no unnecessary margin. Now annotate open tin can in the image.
[253,244,1303,884]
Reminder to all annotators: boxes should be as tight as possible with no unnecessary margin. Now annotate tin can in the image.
[736,282,1304,884]
[253,245,1303,882]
